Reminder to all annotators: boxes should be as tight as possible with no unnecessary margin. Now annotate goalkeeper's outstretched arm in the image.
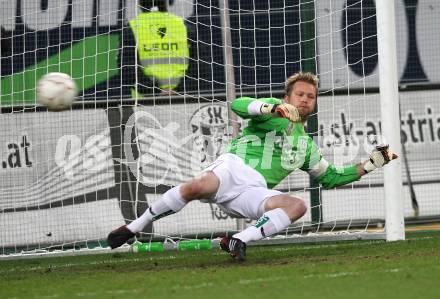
[230,97,301,122]
[310,145,398,189]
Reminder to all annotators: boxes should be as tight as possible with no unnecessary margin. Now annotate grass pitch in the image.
[1,231,440,299]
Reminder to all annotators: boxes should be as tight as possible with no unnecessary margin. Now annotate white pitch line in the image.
[302,267,404,279]
[239,276,290,284]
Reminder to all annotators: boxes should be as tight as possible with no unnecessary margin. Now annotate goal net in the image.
[1,0,439,258]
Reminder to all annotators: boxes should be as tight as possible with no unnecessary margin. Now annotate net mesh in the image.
[1,0,439,257]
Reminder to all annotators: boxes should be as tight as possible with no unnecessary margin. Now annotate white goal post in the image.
[7,0,440,260]
[376,0,405,241]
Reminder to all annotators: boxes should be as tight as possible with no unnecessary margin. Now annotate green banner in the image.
[1,34,119,106]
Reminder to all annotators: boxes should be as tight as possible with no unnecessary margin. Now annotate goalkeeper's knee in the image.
[180,172,220,200]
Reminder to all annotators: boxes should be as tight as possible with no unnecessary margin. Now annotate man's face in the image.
[283,81,317,121]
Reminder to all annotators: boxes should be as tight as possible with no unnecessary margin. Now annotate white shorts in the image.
[203,153,282,220]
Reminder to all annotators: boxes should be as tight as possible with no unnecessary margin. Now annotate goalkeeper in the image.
[108,72,398,261]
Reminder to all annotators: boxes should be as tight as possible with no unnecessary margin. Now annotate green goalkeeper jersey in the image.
[226,97,360,189]
[226,97,321,188]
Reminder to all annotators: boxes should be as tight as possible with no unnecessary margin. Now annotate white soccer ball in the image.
[36,72,78,111]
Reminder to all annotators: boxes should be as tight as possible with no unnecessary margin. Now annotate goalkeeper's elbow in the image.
[320,181,336,189]
[314,178,332,189]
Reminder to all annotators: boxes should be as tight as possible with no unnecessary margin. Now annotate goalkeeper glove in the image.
[363,144,398,173]
[260,103,301,122]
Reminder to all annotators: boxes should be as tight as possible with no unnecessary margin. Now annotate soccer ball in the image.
[36,72,78,111]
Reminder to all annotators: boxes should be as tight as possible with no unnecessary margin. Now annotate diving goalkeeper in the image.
[107,72,398,261]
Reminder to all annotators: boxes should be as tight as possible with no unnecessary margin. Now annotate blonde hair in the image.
[284,72,319,96]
